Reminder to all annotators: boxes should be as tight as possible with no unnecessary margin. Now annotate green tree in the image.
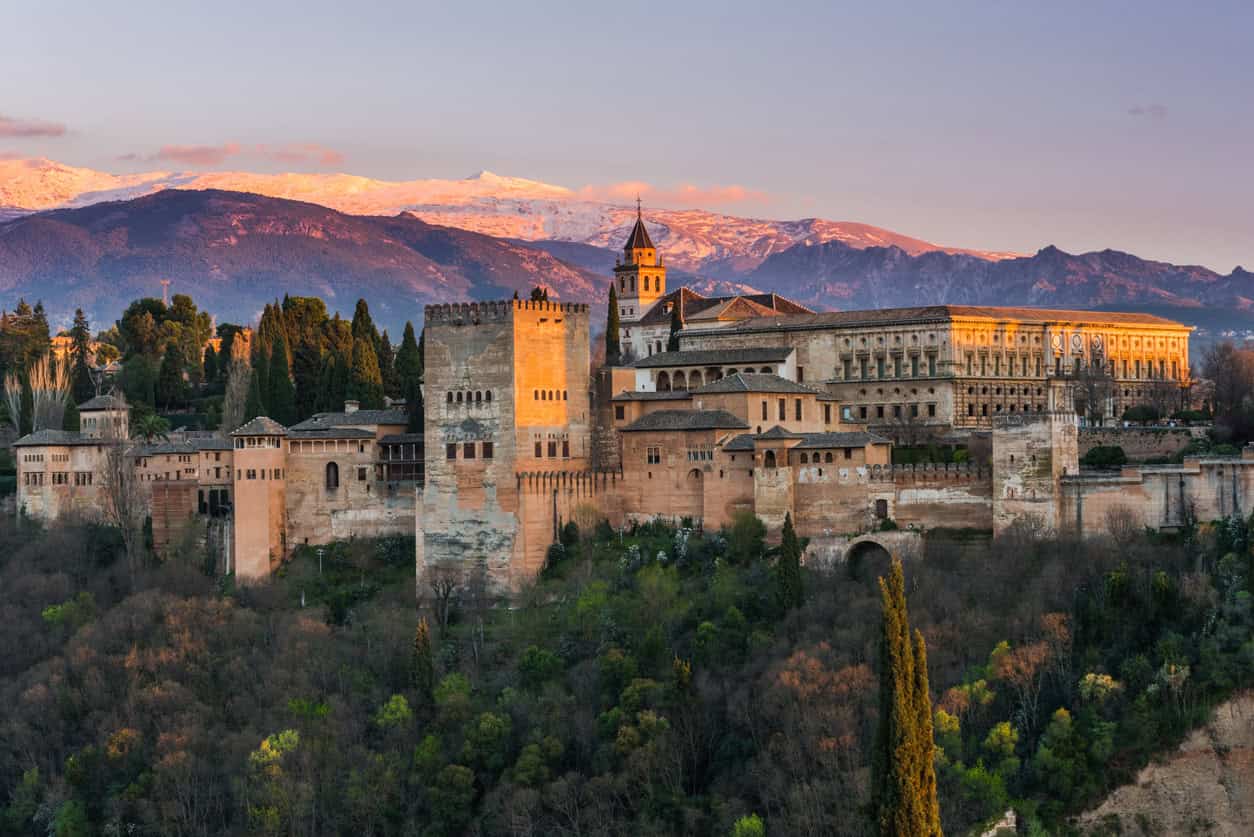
[347,335,385,409]
[132,412,170,443]
[667,296,684,351]
[606,284,622,365]
[412,617,435,702]
[378,330,399,398]
[872,555,942,836]
[266,335,297,425]
[203,342,219,383]
[62,398,80,432]
[156,342,186,409]
[69,309,95,405]
[350,298,380,354]
[730,813,766,837]
[243,368,265,424]
[119,355,158,408]
[395,322,424,431]
[776,512,804,611]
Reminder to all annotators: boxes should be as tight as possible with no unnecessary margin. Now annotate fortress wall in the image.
[1078,426,1201,462]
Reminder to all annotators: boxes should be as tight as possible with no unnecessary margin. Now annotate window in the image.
[447,444,457,460]
[246,469,257,480]
[824,404,832,424]
[562,440,570,458]
[877,357,886,378]
[843,359,852,379]
[615,405,625,420]
[928,404,936,417]
[547,441,557,458]
[844,447,853,460]
[876,405,885,419]
[860,406,868,419]
[464,442,476,459]
[325,462,339,488]
[482,442,494,459]
[928,354,936,376]
[795,399,802,421]
[52,472,68,485]
[875,499,888,519]
[778,398,786,421]
[797,366,805,383]
[534,441,542,457]
[357,466,368,481]
[761,401,768,421]
[646,447,661,465]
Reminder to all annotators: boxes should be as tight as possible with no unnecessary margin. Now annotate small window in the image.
[447,392,453,403]
[325,462,339,489]
[357,466,367,481]
[446,444,457,460]
[615,405,625,420]
[844,448,853,460]
[482,442,494,459]
[547,441,557,457]
[456,392,463,403]
[562,440,570,458]
[795,398,802,421]
[464,442,476,459]
[534,441,542,457]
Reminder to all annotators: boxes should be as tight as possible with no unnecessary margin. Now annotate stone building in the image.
[676,305,1193,433]
[418,298,593,591]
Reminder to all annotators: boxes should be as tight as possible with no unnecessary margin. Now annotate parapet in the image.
[424,299,590,325]
[991,411,1078,429]
[516,469,620,493]
[869,462,989,483]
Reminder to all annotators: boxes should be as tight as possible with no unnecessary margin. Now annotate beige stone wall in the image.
[1078,427,1200,462]
[991,412,1079,535]
[284,440,412,548]
[16,443,110,522]
[151,482,198,556]
[231,441,286,581]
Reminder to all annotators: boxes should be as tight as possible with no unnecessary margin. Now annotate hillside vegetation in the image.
[0,513,1251,836]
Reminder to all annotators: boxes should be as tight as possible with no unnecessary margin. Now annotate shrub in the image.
[1081,445,1127,469]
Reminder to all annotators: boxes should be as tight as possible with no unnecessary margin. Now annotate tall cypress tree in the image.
[350,299,380,354]
[203,343,219,384]
[605,284,622,366]
[267,335,297,425]
[667,295,684,351]
[69,308,96,405]
[776,512,804,611]
[412,617,435,703]
[156,342,186,409]
[872,556,941,837]
[243,368,264,424]
[379,330,400,398]
[347,335,385,409]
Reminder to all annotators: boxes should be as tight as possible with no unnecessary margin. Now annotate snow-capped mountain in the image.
[0,157,1019,276]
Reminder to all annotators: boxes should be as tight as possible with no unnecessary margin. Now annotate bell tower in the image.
[613,198,666,325]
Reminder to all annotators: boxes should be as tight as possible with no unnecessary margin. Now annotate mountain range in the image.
[0,157,1250,339]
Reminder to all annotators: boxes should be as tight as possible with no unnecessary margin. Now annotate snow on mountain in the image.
[0,157,1020,277]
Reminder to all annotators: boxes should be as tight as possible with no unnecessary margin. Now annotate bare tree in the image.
[3,370,22,434]
[1202,341,1254,417]
[426,562,462,637]
[28,353,72,431]
[219,337,252,434]
[1104,504,1142,547]
[1068,360,1115,425]
[98,393,145,575]
[1145,377,1182,421]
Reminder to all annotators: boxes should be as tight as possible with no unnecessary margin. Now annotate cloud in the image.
[0,114,67,138]
[1127,103,1168,119]
[579,180,770,209]
[122,142,345,168]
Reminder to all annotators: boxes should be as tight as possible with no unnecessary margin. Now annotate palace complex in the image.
[14,213,1231,594]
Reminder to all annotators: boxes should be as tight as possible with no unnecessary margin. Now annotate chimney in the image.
[344,399,360,414]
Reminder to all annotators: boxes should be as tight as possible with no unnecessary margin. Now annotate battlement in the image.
[424,299,591,325]
[870,462,989,483]
[991,411,1077,429]
[515,469,621,494]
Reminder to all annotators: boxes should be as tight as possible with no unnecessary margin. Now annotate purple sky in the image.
[2,0,1251,271]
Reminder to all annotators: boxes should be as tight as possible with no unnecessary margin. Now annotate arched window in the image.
[485,391,492,402]
[447,392,453,403]
[475,391,482,403]
[563,390,568,400]
[325,462,340,490]
[657,371,671,392]
[688,468,702,481]
[456,392,463,403]
[673,371,687,390]
[760,367,772,374]
[764,450,777,469]
[799,453,809,464]
[690,371,704,387]
[825,452,833,463]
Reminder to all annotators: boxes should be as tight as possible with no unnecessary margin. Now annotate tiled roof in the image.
[631,347,793,369]
[693,373,818,395]
[289,409,408,430]
[611,390,693,402]
[288,428,376,440]
[12,429,98,447]
[379,433,424,444]
[193,437,234,451]
[620,409,750,432]
[636,288,813,327]
[623,212,655,250]
[722,434,757,452]
[230,416,288,436]
[719,430,889,452]
[78,394,126,411]
[136,441,197,456]
[757,425,799,440]
[704,304,1190,335]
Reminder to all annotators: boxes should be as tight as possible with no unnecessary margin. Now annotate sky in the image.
[2,0,1252,271]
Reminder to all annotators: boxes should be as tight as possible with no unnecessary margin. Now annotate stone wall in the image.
[150,481,198,556]
[991,412,1078,535]
[285,442,412,548]
[1078,426,1202,462]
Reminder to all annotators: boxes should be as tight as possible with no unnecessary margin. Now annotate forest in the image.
[0,507,1251,837]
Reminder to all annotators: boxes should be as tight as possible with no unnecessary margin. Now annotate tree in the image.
[872,556,942,836]
[69,309,96,405]
[1069,360,1115,425]
[220,337,252,432]
[379,330,400,398]
[203,343,219,384]
[396,322,424,431]
[776,512,804,611]
[529,286,549,302]
[667,296,684,351]
[62,397,80,431]
[347,336,385,410]
[412,617,436,702]
[133,412,171,443]
[350,299,380,354]
[156,342,186,409]
[99,394,146,575]
[266,336,297,425]
[606,284,622,366]
[244,368,265,424]
[1203,341,1254,418]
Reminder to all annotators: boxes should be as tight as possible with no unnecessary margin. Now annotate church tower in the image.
[613,199,666,326]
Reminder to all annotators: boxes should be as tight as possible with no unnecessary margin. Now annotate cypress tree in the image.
[350,299,380,354]
[379,330,400,398]
[776,512,804,611]
[203,343,219,384]
[69,308,96,405]
[606,284,622,366]
[156,342,186,409]
[62,398,80,432]
[872,555,941,837]
[243,368,264,424]
[347,335,385,409]
[412,617,435,702]
[267,335,297,425]
[667,296,684,351]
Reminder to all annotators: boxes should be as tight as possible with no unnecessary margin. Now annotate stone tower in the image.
[991,383,1079,536]
[614,200,666,326]
[420,299,591,593]
[230,417,288,581]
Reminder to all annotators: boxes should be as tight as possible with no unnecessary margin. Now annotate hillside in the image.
[0,188,602,329]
